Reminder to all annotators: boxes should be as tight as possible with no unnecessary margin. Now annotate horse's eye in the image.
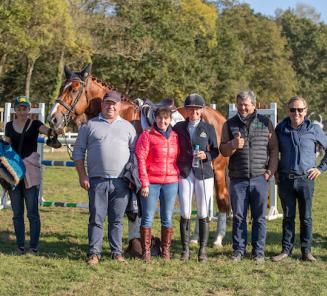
[71,81,81,89]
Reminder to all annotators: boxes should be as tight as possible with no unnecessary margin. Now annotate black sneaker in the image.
[16,247,25,256]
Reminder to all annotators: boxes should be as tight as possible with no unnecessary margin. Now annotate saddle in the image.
[139,98,176,128]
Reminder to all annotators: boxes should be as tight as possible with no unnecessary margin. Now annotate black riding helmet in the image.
[184,93,205,108]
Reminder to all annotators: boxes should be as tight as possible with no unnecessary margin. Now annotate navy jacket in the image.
[275,117,327,174]
[173,119,219,179]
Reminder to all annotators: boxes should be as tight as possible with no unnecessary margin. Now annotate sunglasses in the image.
[289,107,306,113]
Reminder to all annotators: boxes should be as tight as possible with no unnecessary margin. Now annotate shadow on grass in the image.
[0,230,88,260]
[1,228,326,261]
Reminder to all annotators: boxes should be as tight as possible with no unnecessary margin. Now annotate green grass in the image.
[0,151,326,295]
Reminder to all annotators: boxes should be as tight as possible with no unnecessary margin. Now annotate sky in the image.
[241,0,327,23]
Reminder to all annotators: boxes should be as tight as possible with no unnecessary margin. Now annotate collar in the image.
[98,113,122,123]
[285,117,310,130]
[237,110,257,125]
[153,123,172,139]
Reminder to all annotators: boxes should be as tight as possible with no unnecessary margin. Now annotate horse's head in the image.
[48,64,93,131]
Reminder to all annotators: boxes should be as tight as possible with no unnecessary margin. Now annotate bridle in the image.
[55,78,89,127]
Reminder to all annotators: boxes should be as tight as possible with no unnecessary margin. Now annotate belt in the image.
[284,173,308,180]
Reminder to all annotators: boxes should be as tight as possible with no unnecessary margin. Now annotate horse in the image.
[48,64,230,245]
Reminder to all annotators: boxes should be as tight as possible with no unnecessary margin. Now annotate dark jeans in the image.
[140,183,178,228]
[88,177,129,258]
[230,175,268,257]
[9,181,40,249]
[278,176,314,255]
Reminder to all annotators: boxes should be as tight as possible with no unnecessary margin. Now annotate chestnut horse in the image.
[48,64,229,213]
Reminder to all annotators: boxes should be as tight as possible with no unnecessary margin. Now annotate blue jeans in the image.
[88,177,129,257]
[140,183,178,228]
[278,176,314,255]
[9,181,40,249]
[230,175,268,257]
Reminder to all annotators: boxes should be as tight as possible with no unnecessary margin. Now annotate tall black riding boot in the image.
[198,218,209,262]
[180,217,190,261]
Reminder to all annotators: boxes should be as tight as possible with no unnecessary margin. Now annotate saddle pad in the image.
[0,140,25,188]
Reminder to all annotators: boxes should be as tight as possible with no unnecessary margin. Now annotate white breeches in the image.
[178,171,214,219]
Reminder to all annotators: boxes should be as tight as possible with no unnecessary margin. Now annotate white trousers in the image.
[179,171,214,219]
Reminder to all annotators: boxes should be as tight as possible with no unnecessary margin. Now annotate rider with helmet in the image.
[173,94,219,262]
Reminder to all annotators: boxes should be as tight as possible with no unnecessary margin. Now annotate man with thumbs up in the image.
[220,91,278,262]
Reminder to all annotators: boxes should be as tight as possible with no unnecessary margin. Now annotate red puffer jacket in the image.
[136,127,180,187]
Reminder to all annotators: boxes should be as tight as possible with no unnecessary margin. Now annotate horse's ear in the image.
[64,65,72,79]
[80,64,92,81]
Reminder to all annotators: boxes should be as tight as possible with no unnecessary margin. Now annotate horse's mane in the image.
[89,75,135,104]
[90,75,113,90]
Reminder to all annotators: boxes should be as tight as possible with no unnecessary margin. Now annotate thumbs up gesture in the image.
[232,131,245,149]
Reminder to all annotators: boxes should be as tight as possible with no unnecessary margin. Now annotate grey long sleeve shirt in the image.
[72,114,136,178]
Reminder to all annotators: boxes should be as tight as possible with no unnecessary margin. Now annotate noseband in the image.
[55,78,88,126]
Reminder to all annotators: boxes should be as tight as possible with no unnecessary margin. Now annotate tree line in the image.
[0,0,326,120]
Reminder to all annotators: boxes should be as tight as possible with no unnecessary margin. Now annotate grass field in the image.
[0,151,326,296]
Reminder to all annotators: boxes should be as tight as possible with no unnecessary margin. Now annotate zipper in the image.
[247,125,251,178]
[164,137,169,183]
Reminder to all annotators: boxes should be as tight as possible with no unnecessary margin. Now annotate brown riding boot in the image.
[140,227,152,262]
[161,226,173,260]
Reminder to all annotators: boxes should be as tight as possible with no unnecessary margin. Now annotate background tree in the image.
[278,10,327,119]
[0,0,326,122]
[90,0,218,105]
[213,4,297,113]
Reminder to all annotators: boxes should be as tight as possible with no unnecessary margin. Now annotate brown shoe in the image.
[161,226,173,260]
[112,254,127,263]
[253,256,265,263]
[302,253,316,262]
[272,252,288,262]
[86,254,100,265]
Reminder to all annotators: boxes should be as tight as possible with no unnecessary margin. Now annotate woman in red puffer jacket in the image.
[135,106,179,262]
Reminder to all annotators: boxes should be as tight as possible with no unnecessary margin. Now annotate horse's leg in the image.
[213,156,230,213]
[190,219,199,244]
[213,212,227,248]
[212,156,230,247]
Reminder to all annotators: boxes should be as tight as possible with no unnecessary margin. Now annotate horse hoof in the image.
[190,239,199,245]
[213,242,223,248]
[213,236,224,248]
